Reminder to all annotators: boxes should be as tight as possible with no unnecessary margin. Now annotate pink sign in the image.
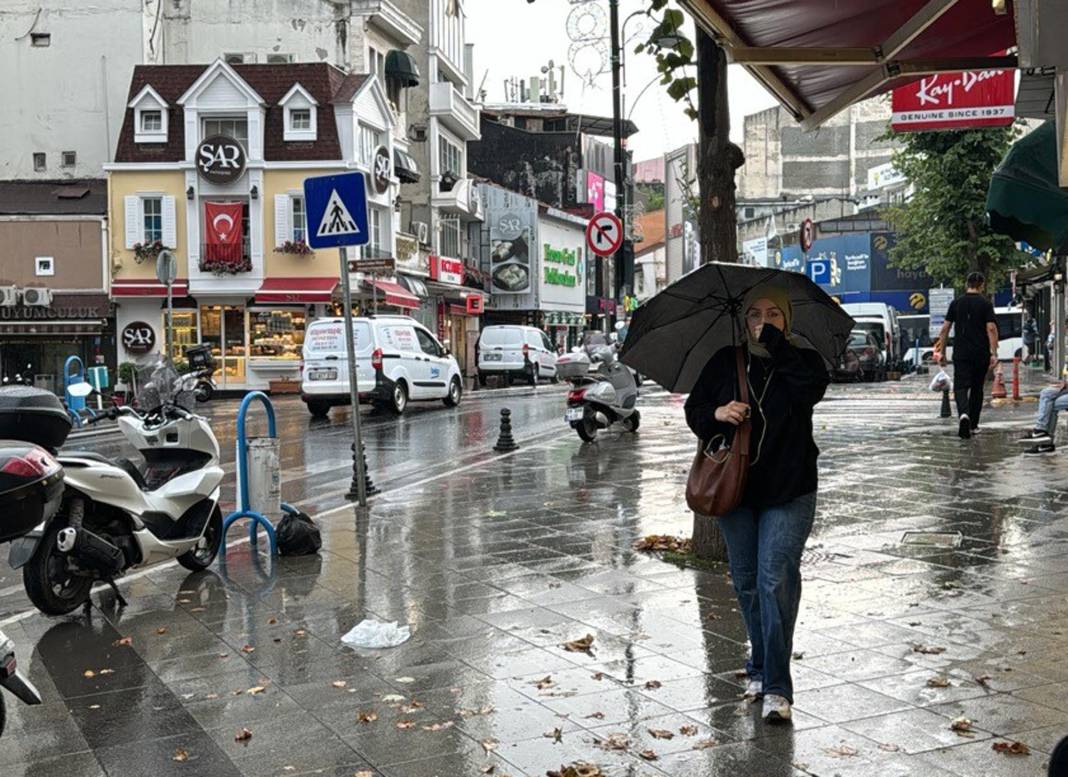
[586,171,605,212]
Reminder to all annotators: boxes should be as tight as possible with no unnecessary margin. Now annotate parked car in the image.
[841,302,901,370]
[476,325,558,387]
[833,330,885,382]
[300,315,462,417]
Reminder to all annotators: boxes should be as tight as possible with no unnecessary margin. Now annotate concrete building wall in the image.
[0,219,107,289]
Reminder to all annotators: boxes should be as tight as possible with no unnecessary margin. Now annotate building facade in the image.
[105,60,415,391]
[0,181,112,393]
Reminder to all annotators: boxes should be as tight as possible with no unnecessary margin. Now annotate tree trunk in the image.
[691,28,746,562]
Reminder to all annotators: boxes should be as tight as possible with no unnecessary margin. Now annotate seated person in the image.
[1019,378,1068,454]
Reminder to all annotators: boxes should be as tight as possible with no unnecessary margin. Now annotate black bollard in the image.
[940,389,952,418]
[347,441,379,500]
[493,408,519,453]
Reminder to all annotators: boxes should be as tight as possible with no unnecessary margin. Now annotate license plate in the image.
[308,368,337,381]
[484,353,502,361]
[564,407,584,422]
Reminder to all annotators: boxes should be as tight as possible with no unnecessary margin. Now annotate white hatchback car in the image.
[476,325,558,386]
[301,315,463,417]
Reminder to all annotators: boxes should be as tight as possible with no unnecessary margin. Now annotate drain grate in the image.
[900,531,963,548]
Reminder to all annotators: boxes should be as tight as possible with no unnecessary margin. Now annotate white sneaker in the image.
[762,694,791,723]
[744,678,763,701]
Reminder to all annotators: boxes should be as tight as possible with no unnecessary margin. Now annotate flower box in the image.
[268,378,300,395]
[276,240,313,256]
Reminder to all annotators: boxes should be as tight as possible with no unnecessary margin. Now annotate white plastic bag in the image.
[341,619,411,649]
[929,369,952,393]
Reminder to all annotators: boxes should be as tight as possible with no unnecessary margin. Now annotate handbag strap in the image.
[735,347,750,456]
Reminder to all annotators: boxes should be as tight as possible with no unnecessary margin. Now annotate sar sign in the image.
[197,135,247,184]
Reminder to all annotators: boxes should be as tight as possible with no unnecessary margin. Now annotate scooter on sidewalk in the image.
[4,357,225,616]
[184,344,217,403]
[556,334,640,442]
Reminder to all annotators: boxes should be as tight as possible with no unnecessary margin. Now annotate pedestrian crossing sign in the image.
[303,172,370,249]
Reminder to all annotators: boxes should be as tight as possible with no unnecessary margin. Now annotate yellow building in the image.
[105,59,423,391]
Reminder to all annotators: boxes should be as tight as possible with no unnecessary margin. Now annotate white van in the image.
[300,315,463,417]
[477,325,558,386]
[841,302,901,368]
[994,306,1023,361]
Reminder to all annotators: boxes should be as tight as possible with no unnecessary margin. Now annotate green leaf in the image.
[675,38,694,60]
[634,43,646,55]
[663,8,685,28]
[684,106,699,121]
[666,76,697,101]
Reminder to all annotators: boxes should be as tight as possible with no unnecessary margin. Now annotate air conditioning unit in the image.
[411,221,430,245]
[0,286,17,307]
[22,287,53,307]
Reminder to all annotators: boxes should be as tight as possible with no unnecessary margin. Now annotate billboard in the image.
[484,186,538,298]
[891,66,1014,132]
[869,232,934,291]
[782,234,871,295]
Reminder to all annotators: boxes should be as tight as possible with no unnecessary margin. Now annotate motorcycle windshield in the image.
[134,357,181,412]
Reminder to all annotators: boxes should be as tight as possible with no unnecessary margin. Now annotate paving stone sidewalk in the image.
[1,385,1066,777]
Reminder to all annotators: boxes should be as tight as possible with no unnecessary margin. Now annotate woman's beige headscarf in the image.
[743,285,794,358]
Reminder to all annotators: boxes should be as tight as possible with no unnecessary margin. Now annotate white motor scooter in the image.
[557,333,640,442]
[9,358,225,616]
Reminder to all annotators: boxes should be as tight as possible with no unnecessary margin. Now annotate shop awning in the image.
[987,122,1068,252]
[394,148,421,183]
[365,279,420,309]
[111,278,189,297]
[255,277,337,304]
[386,49,421,88]
[397,274,429,299]
[678,0,1017,129]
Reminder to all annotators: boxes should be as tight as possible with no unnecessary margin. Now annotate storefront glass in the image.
[170,311,198,364]
[250,309,305,360]
[200,305,247,386]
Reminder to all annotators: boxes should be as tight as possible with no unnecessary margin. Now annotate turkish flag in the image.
[204,202,244,261]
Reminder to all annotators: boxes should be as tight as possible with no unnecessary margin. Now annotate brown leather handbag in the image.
[685,347,751,516]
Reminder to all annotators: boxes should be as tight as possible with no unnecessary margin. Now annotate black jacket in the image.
[684,326,829,509]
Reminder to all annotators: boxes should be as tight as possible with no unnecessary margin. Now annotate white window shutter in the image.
[275,195,291,246]
[124,196,140,248]
[161,196,177,247]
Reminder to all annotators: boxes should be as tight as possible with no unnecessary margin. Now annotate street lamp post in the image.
[608,0,627,310]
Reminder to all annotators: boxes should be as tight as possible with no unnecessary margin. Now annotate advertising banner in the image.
[539,219,586,314]
[929,288,955,339]
[783,234,871,296]
[891,66,1014,132]
[869,232,934,291]
[586,171,606,212]
[484,186,538,299]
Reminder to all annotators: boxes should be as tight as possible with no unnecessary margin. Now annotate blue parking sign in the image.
[303,172,370,249]
[807,258,830,285]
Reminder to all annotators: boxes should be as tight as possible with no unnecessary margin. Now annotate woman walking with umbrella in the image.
[622,266,852,725]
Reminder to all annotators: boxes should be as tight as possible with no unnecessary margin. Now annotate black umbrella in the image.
[621,262,855,393]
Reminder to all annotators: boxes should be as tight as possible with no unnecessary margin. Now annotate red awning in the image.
[255,277,337,304]
[365,279,420,309]
[111,278,189,297]
[679,0,1016,128]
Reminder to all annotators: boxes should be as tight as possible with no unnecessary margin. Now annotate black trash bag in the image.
[276,510,321,556]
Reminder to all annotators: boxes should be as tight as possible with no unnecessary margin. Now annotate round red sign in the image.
[800,218,815,252]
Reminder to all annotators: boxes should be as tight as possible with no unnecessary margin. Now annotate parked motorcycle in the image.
[0,438,62,732]
[556,334,640,442]
[4,357,225,616]
[184,344,217,403]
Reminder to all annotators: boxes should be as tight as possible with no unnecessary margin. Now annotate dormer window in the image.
[280,83,317,142]
[130,84,169,143]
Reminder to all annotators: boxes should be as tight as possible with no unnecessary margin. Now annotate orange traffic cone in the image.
[991,364,1007,399]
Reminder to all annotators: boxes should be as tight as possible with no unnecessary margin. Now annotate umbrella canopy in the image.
[621,263,855,394]
[986,121,1068,253]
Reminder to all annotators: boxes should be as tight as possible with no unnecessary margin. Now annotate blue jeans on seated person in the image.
[1035,386,1068,435]
[716,491,817,704]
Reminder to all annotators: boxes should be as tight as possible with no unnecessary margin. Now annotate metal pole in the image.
[166,280,174,361]
[373,271,378,316]
[609,0,625,308]
[1056,275,1066,378]
[339,246,368,506]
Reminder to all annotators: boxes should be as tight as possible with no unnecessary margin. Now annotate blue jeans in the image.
[1035,386,1068,435]
[717,491,817,704]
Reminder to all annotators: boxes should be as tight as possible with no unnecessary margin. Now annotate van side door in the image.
[415,327,450,397]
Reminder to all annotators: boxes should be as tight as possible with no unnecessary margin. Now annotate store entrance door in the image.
[199,305,247,387]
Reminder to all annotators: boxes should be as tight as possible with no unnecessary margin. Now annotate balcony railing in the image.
[200,239,252,274]
[428,81,480,141]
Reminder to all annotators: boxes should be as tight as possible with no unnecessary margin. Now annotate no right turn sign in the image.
[586,211,624,257]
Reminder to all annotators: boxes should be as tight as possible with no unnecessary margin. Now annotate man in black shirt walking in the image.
[935,272,999,439]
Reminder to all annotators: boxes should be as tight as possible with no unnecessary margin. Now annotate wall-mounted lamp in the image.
[250,185,259,200]
[186,186,195,200]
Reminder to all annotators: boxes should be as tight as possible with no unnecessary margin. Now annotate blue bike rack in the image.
[64,355,88,425]
[219,391,298,558]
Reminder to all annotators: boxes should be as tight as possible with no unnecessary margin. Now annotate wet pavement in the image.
[2,373,1067,776]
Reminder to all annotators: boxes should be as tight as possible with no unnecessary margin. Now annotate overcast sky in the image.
[466,0,778,163]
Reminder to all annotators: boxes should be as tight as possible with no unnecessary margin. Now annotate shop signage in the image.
[430,255,464,285]
[543,244,579,287]
[891,66,1014,132]
[929,288,955,339]
[0,302,113,321]
[586,171,605,212]
[465,295,484,315]
[122,321,156,354]
[372,146,391,194]
[348,258,396,274]
[486,186,537,296]
[197,135,247,184]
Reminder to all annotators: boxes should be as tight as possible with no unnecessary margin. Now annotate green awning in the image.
[385,50,420,88]
[987,121,1068,252]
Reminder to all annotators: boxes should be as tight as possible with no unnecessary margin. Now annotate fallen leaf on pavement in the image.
[544,727,563,743]
[638,749,658,761]
[824,744,859,758]
[974,674,993,687]
[595,733,629,751]
[98,669,114,675]
[879,743,900,752]
[332,680,347,689]
[241,645,255,654]
[591,672,604,681]
[172,748,189,762]
[644,680,661,690]
[357,711,378,724]
[422,721,454,731]
[648,728,673,740]
[88,704,101,710]
[355,771,375,777]
[395,720,415,730]
[926,677,951,688]
[481,766,495,775]
[114,637,133,647]
[912,644,947,655]
[532,676,555,690]
[950,717,975,737]
[400,700,424,713]
[246,686,266,695]
[562,634,595,654]
[205,693,219,700]
[547,763,602,777]
[459,705,495,717]
[679,725,698,736]
[992,741,1030,756]
[267,617,278,625]
[733,669,749,678]
[481,738,498,753]
[394,676,416,684]
[294,629,307,637]
[792,651,805,660]
[189,607,206,613]
[693,739,717,750]
[381,694,405,703]
[633,535,692,553]
[584,712,605,720]
[83,670,95,678]
[234,728,253,744]
[156,627,167,636]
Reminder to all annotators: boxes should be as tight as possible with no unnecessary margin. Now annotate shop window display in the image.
[250,310,305,360]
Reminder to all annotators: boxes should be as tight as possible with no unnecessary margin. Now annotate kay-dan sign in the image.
[891,66,1014,132]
